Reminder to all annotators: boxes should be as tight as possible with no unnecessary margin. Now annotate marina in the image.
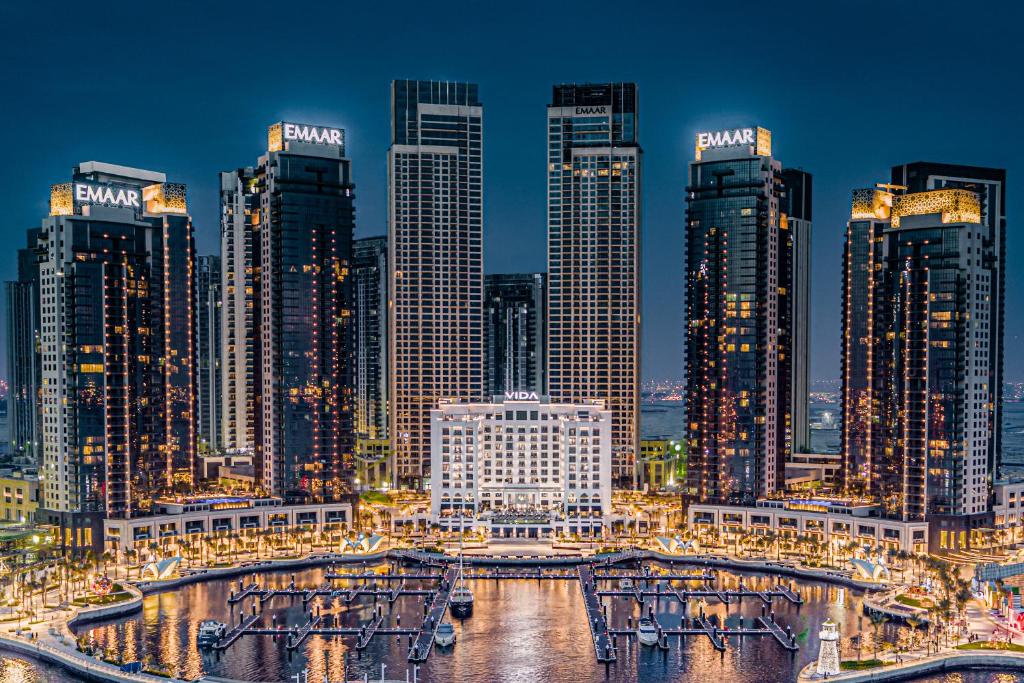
[59,557,949,682]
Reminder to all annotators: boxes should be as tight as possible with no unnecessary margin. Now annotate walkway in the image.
[407,565,459,662]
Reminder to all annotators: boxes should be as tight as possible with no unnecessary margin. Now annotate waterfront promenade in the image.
[6,542,1024,682]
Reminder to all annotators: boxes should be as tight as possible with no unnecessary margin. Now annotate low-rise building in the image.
[431,395,611,537]
[102,495,352,554]
[0,469,39,524]
[993,477,1024,546]
[356,438,391,490]
[638,438,685,491]
[785,452,841,491]
[687,497,928,554]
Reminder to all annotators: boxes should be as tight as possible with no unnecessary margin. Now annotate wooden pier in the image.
[755,614,799,651]
[578,565,616,663]
[213,613,260,651]
[596,585,804,606]
[408,565,459,663]
[287,614,322,651]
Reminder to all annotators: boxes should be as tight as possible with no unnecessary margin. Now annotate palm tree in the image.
[868,612,889,659]
[905,616,923,651]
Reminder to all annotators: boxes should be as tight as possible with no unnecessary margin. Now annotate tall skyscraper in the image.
[546,83,641,489]
[220,167,258,456]
[353,236,388,441]
[389,80,484,489]
[196,255,223,453]
[840,177,1003,551]
[222,122,357,501]
[5,228,43,461]
[484,273,546,397]
[782,169,812,454]
[38,161,196,540]
[891,162,1006,483]
[684,126,804,506]
[839,188,888,496]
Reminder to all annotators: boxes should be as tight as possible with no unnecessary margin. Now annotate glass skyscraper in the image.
[5,228,43,461]
[221,122,357,501]
[841,178,1003,552]
[196,254,222,454]
[354,236,388,441]
[484,273,546,397]
[684,127,803,506]
[38,162,196,545]
[389,80,484,489]
[546,83,641,489]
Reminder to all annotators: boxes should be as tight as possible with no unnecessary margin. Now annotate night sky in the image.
[1,0,1021,385]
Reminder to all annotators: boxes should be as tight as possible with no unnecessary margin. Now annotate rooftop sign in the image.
[268,121,345,153]
[695,126,771,160]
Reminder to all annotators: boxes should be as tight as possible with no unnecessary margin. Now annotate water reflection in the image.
[40,562,1021,683]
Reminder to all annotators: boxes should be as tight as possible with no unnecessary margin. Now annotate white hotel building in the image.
[430,395,611,537]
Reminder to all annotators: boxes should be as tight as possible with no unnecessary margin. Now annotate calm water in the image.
[3,562,1021,682]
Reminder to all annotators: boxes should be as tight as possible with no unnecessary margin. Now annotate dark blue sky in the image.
[1,0,1021,384]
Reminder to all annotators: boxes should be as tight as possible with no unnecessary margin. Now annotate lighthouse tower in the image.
[816,619,840,676]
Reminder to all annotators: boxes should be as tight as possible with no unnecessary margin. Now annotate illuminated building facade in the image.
[223,122,357,501]
[196,255,223,453]
[389,80,484,489]
[38,162,196,539]
[4,229,43,461]
[353,236,388,441]
[782,169,812,454]
[891,162,1006,488]
[220,167,258,456]
[484,273,546,397]
[546,82,641,489]
[840,187,890,494]
[684,127,800,506]
[430,395,611,537]
[841,180,1000,551]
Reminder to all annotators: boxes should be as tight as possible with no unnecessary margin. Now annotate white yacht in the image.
[619,578,634,590]
[435,622,456,647]
[197,620,227,647]
[637,618,659,646]
[449,515,474,618]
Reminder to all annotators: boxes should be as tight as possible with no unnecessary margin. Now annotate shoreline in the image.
[0,546,976,683]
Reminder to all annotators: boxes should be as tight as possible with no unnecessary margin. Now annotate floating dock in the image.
[408,565,459,663]
[578,565,616,663]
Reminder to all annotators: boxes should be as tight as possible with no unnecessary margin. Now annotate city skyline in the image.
[1,1,1020,387]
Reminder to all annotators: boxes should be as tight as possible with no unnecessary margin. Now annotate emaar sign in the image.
[74,183,140,209]
[283,122,344,146]
[697,128,754,148]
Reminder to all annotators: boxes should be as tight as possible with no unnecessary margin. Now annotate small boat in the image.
[449,514,474,618]
[620,578,634,590]
[197,620,227,647]
[435,622,456,646]
[450,585,474,617]
[637,618,659,646]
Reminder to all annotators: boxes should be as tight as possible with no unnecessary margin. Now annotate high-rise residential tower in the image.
[353,236,388,441]
[546,83,641,489]
[891,162,1006,484]
[840,177,1003,551]
[38,162,196,548]
[5,229,43,461]
[222,122,357,501]
[484,273,546,397]
[782,169,812,454]
[684,127,804,506]
[839,187,889,495]
[389,80,484,489]
[220,167,258,456]
[196,255,223,454]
